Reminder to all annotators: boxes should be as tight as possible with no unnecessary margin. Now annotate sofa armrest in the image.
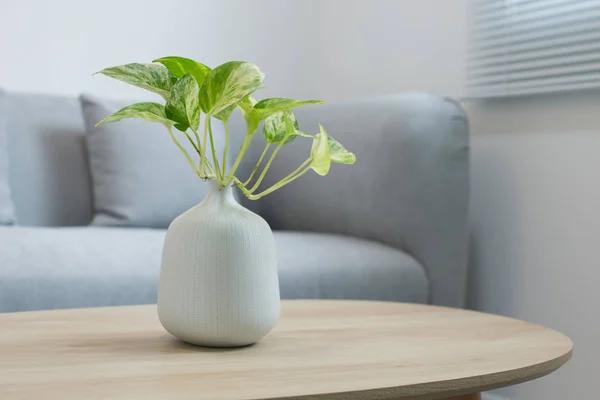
[237,93,469,307]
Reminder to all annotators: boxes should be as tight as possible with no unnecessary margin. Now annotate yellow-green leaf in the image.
[213,104,236,122]
[95,102,172,127]
[165,74,200,131]
[199,61,264,116]
[328,136,356,164]
[238,96,260,134]
[310,124,331,176]
[254,97,323,120]
[153,56,211,86]
[262,111,299,144]
[95,64,177,100]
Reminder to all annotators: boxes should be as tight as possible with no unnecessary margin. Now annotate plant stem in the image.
[247,159,313,200]
[192,126,201,149]
[167,126,201,178]
[204,160,215,177]
[183,131,200,153]
[283,158,313,181]
[190,127,203,173]
[208,118,222,181]
[248,140,285,193]
[183,130,204,176]
[242,143,270,186]
[225,129,254,185]
[201,117,209,176]
[222,120,229,178]
[188,128,215,178]
[231,175,245,190]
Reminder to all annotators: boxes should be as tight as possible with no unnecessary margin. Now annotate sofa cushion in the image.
[275,231,428,302]
[80,94,224,228]
[0,226,163,312]
[0,227,428,313]
[6,92,93,226]
[0,90,15,225]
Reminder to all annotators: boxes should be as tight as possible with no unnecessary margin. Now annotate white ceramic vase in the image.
[157,181,280,347]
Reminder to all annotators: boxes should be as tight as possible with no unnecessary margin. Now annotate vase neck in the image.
[202,180,237,208]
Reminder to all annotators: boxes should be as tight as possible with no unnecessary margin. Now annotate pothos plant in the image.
[95,57,355,200]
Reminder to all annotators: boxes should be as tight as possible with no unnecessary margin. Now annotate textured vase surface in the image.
[157,181,280,347]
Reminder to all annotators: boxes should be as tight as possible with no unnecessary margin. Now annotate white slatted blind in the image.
[467,0,600,98]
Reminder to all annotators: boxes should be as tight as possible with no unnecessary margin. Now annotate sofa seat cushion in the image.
[275,231,428,303]
[0,226,164,313]
[0,227,428,313]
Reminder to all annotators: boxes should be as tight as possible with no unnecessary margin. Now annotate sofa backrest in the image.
[3,90,470,306]
[6,92,93,226]
[231,93,470,307]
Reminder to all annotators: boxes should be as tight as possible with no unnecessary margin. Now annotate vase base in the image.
[170,333,262,348]
[160,320,270,348]
[176,337,258,349]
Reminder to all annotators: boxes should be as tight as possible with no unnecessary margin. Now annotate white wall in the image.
[0,0,320,99]
[0,0,465,101]
[0,0,208,98]
[468,95,600,400]
[1,1,595,399]
[315,0,466,100]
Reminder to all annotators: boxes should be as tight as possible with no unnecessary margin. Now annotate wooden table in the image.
[0,300,571,400]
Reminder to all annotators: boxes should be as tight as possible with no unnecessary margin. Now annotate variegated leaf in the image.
[262,111,299,144]
[310,124,331,176]
[153,56,211,86]
[199,61,264,116]
[95,102,172,127]
[328,136,356,164]
[238,96,261,133]
[95,64,177,100]
[214,104,236,122]
[165,74,200,131]
[254,97,323,120]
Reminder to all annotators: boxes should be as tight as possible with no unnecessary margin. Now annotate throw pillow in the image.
[80,94,225,228]
[0,89,15,225]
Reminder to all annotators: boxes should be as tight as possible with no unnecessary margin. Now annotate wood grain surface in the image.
[0,300,572,400]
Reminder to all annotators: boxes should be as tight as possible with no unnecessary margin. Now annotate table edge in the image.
[267,347,572,400]
[0,301,574,400]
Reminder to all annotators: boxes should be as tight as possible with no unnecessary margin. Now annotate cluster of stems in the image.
[167,117,313,200]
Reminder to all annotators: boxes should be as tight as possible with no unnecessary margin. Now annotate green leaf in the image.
[199,61,265,116]
[238,96,261,134]
[153,56,211,86]
[95,102,172,127]
[233,96,322,134]
[95,64,177,100]
[254,97,323,120]
[213,104,236,122]
[310,124,331,176]
[262,111,299,144]
[165,74,200,131]
[328,136,356,164]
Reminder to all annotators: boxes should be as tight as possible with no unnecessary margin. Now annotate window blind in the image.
[467,0,600,98]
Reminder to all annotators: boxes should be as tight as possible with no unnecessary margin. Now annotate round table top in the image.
[0,300,572,400]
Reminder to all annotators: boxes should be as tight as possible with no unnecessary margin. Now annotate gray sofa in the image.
[0,91,469,313]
